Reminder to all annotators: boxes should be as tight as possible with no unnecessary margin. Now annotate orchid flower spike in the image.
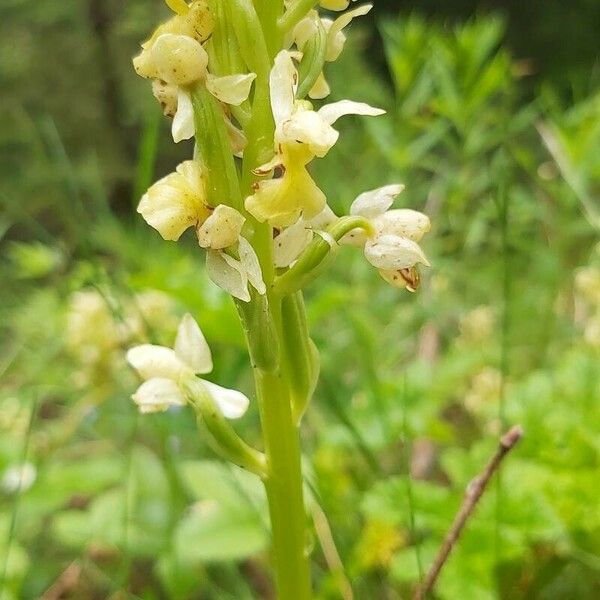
[127,314,250,417]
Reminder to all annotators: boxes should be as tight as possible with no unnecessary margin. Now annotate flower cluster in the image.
[133,0,432,303]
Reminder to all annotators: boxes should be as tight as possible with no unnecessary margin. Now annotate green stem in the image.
[274,215,375,296]
[253,295,312,599]
[232,2,312,595]
[254,0,285,57]
[191,84,242,210]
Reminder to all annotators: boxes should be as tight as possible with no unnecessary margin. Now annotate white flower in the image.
[127,314,249,418]
[363,234,430,270]
[138,160,211,241]
[344,185,431,291]
[245,50,384,226]
[2,463,36,494]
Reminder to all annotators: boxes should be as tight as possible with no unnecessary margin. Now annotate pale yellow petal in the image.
[197,205,246,249]
[350,184,404,218]
[206,73,257,106]
[174,313,213,374]
[127,344,189,380]
[364,234,430,270]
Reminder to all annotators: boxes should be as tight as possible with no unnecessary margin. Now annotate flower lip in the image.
[132,377,186,413]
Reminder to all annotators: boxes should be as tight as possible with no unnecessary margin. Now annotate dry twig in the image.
[40,561,82,600]
[413,425,523,600]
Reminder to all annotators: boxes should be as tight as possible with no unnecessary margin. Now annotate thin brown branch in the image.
[40,561,82,600]
[413,425,523,600]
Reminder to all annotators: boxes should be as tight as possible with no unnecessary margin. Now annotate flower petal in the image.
[373,208,431,242]
[270,50,298,126]
[318,99,385,125]
[306,204,338,229]
[197,205,246,249]
[134,34,208,85]
[308,71,331,100]
[127,344,189,380]
[328,4,372,44]
[364,234,430,270]
[238,236,266,295]
[172,89,195,143]
[132,377,186,413]
[206,250,250,302]
[274,219,313,268]
[206,73,257,106]
[253,154,283,175]
[281,110,339,157]
[201,379,250,419]
[319,0,350,10]
[350,184,405,218]
[152,79,178,117]
[174,313,213,374]
[137,160,209,241]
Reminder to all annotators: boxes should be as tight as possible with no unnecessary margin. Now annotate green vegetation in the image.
[1,3,598,598]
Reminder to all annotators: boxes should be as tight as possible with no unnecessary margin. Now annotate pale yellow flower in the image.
[137,160,211,241]
[245,50,384,226]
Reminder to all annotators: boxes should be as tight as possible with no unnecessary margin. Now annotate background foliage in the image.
[1,0,599,598]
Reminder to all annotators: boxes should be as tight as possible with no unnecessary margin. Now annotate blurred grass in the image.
[1,1,599,599]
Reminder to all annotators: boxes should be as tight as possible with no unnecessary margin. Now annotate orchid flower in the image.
[127,314,249,417]
[137,160,211,241]
[343,185,431,291]
[245,50,384,227]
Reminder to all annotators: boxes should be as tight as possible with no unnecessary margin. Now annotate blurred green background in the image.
[1,0,599,598]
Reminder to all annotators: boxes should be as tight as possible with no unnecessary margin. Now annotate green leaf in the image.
[174,501,268,563]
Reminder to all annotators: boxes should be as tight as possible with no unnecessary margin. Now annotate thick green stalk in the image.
[254,0,285,57]
[252,296,312,600]
[231,3,312,595]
